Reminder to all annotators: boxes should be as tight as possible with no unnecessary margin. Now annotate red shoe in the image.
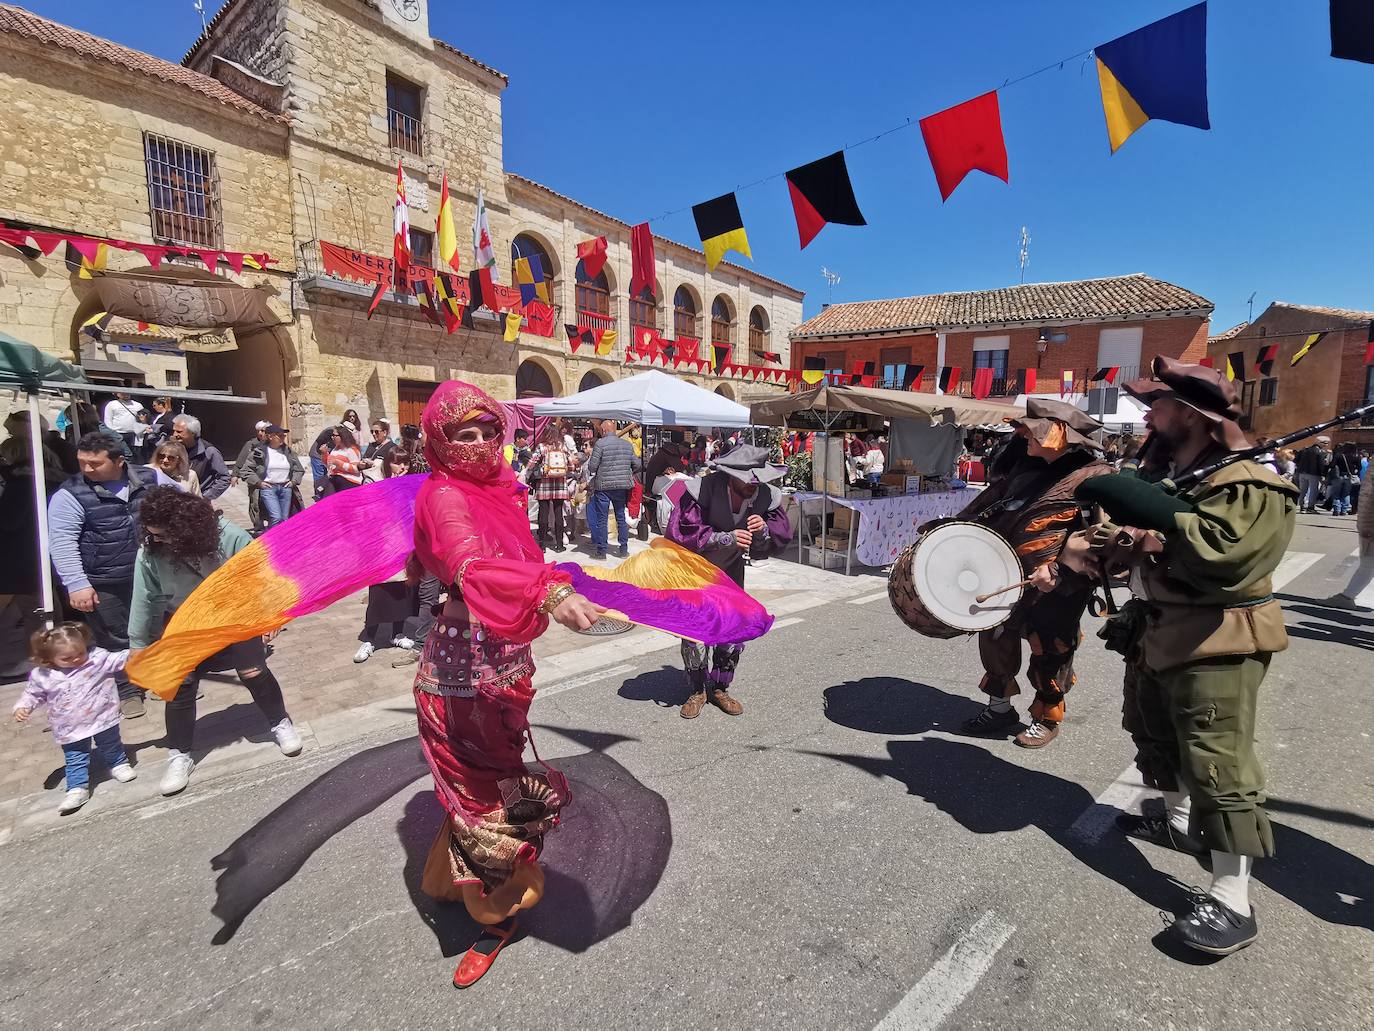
[453,919,518,989]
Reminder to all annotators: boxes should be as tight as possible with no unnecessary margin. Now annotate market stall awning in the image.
[750,383,1023,427]
[534,370,752,428]
[0,333,90,389]
[92,266,286,331]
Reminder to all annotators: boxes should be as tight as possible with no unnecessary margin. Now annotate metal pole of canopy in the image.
[26,390,56,630]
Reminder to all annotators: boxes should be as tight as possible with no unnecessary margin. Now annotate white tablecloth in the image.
[792,489,976,566]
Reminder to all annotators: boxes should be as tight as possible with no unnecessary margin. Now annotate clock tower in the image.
[377,0,428,44]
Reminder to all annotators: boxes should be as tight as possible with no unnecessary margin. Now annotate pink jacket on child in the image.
[14,648,128,745]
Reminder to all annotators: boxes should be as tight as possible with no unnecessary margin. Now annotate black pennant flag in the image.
[1226,352,1247,382]
[802,356,826,385]
[1332,0,1374,64]
[785,151,867,249]
[1255,344,1278,376]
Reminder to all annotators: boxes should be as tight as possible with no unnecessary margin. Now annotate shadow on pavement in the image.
[1267,796,1374,830]
[617,664,686,708]
[1279,598,1374,651]
[210,736,428,944]
[821,677,985,736]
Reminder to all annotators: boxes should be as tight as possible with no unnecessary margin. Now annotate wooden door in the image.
[398,380,437,429]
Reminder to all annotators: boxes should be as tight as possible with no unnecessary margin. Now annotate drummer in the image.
[665,445,792,719]
[932,399,1109,748]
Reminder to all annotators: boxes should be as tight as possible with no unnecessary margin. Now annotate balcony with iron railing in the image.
[388,109,424,156]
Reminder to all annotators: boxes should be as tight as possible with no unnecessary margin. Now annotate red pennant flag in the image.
[1255,345,1279,376]
[919,91,1010,201]
[1017,368,1037,395]
[1092,366,1121,384]
[565,323,583,352]
[1198,356,1214,368]
[938,366,961,393]
[135,244,168,268]
[785,151,867,249]
[971,366,995,399]
[195,249,222,272]
[576,235,608,279]
[366,279,388,319]
[68,236,103,263]
[629,222,655,299]
[31,231,66,256]
[225,252,246,275]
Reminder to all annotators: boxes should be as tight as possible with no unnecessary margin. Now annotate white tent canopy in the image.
[533,370,752,427]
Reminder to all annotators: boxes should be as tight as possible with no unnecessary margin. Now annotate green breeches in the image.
[1123,653,1275,858]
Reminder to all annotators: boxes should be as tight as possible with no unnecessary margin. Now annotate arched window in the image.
[711,296,733,347]
[516,359,555,398]
[749,306,769,354]
[673,286,699,339]
[579,370,610,392]
[510,234,556,305]
[575,260,611,317]
[629,285,658,333]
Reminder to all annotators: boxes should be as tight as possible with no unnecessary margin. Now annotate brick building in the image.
[788,273,1212,416]
[1205,301,1374,445]
[0,0,802,448]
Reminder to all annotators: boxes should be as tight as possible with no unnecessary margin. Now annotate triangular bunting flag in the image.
[784,151,866,249]
[565,323,583,352]
[1290,332,1327,366]
[919,91,1009,201]
[692,193,751,271]
[1095,2,1209,154]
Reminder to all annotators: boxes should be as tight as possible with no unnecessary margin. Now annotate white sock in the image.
[1209,852,1253,917]
[1162,790,1192,836]
[987,697,1013,714]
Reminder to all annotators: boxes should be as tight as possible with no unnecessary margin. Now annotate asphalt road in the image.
[1,516,1370,1030]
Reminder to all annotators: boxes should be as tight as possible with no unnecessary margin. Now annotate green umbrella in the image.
[0,332,89,389]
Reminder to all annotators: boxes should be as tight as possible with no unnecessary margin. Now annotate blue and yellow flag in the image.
[514,254,549,304]
[1095,2,1209,154]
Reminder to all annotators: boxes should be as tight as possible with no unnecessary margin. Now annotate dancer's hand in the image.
[551,594,606,631]
[732,529,753,550]
[746,515,766,533]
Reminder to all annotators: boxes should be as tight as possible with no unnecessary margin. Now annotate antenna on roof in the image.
[1018,226,1031,284]
[820,266,840,305]
[1246,291,1256,324]
[193,0,208,34]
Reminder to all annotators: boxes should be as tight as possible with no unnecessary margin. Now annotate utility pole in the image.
[820,266,840,305]
[1018,226,1030,284]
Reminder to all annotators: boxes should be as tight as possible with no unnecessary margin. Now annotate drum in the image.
[887,521,1024,638]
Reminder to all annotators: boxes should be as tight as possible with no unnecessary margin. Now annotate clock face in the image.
[389,0,420,21]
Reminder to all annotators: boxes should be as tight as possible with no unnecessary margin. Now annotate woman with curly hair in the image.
[127,486,302,796]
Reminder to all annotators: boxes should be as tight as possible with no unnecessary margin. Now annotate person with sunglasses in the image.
[358,418,396,482]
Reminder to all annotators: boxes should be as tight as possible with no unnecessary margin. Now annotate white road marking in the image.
[873,910,1015,1031]
[772,617,804,629]
[850,590,891,605]
[535,663,635,702]
[1067,765,1149,844]
[1272,550,1322,592]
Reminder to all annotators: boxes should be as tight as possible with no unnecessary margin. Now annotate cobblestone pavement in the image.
[0,474,882,832]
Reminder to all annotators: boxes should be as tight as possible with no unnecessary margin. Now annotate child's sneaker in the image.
[58,787,90,814]
[109,763,137,783]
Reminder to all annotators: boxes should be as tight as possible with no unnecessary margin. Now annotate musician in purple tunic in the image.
[666,445,792,719]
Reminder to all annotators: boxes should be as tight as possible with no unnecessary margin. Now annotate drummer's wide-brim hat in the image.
[1010,397,1103,450]
[1124,356,1250,450]
[709,444,786,484]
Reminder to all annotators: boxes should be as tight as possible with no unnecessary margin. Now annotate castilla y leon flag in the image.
[1225,352,1247,382]
[576,235,608,279]
[436,172,460,273]
[472,185,495,268]
[919,91,1009,201]
[692,193,752,271]
[1092,366,1121,384]
[1060,369,1075,396]
[1290,332,1328,366]
[802,356,827,385]
[629,222,656,299]
[392,160,410,289]
[1255,344,1279,376]
[1330,0,1374,64]
[785,150,867,249]
[1095,2,1210,154]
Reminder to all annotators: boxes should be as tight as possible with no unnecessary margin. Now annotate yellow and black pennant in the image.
[692,192,751,271]
[1290,332,1327,366]
[1225,351,1246,382]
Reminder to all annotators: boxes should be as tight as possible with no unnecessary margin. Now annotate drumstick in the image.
[975,578,1033,604]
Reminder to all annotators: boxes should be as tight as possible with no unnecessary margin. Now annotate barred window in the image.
[144,134,223,249]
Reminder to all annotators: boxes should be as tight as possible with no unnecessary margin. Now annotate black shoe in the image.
[1115,811,1211,867]
[962,706,1021,736]
[617,546,629,558]
[1170,892,1258,956]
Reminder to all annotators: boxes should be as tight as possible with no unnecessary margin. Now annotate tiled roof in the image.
[791,274,1213,339]
[0,3,286,122]
[506,173,805,298]
[432,39,508,84]
[1208,321,1248,342]
[1269,301,1374,324]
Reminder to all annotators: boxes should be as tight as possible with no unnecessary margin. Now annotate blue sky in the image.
[26,0,1373,328]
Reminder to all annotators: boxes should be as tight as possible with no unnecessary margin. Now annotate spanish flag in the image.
[1095,3,1210,154]
[1226,351,1246,382]
[802,356,826,385]
[1290,332,1327,367]
[692,192,751,271]
[436,172,460,273]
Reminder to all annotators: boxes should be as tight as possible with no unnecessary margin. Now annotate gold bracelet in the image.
[538,583,575,614]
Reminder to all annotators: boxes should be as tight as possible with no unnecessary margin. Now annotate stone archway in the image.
[714,382,736,401]
[517,356,563,398]
[578,368,613,392]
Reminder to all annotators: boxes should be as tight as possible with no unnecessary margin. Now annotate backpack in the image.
[543,448,568,478]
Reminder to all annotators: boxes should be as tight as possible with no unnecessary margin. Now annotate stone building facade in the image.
[0,0,803,449]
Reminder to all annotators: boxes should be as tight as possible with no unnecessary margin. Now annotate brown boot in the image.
[708,687,743,716]
[1015,719,1059,748]
[681,690,707,719]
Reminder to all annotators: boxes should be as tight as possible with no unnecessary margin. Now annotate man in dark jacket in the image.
[584,420,641,559]
[666,445,793,718]
[234,421,271,530]
[1294,437,1331,513]
[47,432,176,716]
[172,415,230,500]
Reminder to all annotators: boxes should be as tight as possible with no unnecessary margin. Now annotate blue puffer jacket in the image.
[60,465,157,587]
